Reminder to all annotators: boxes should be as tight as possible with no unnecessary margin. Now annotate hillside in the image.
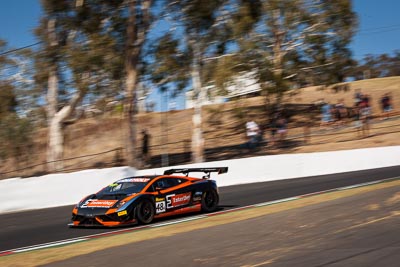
[1,76,400,179]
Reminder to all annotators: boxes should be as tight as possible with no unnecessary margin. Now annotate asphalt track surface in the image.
[1,165,400,252]
[46,180,400,267]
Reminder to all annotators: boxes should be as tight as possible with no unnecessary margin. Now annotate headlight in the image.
[77,194,95,207]
[77,197,88,207]
[115,201,126,208]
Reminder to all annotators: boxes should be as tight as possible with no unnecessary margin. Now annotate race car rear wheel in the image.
[201,189,219,213]
[135,199,155,224]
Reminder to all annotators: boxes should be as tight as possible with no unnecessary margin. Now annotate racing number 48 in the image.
[156,201,166,213]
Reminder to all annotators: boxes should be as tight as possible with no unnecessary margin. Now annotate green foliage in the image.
[34,0,128,111]
[210,0,358,104]
[0,38,35,160]
[232,0,262,36]
[167,0,226,33]
[352,52,400,80]
[149,0,229,97]
[0,82,17,117]
[0,113,34,160]
[148,33,190,94]
[0,40,15,67]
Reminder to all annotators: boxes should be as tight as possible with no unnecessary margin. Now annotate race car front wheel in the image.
[135,199,155,224]
[201,189,219,213]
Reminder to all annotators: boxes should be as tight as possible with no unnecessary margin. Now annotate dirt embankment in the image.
[1,76,400,179]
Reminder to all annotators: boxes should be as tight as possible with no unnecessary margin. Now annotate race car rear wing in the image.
[164,167,228,178]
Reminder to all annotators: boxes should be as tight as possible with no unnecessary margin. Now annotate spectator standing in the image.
[354,88,363,107]
[320,101,332,128]
[245,120,261,150]
[352,106,362,138]
[331,104,338,125]
[360,101,371,137]
[361,93,371,108]
[334,99,347,127]
[380,92,393,119]
[276,116,287,146]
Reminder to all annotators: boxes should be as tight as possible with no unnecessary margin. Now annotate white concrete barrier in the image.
[1,146,399,214]
[140,146,400,187]
[0,167,136,214]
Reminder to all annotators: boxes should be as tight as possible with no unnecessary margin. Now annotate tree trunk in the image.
[124,67,138,167]
[47,116,64,171]
[191,44,204,163]
[46,68,86,172]
[192,105,204,163]
[271,9,286,106]
[124,1,139,168]
[46,68,63,171]
[124,0,152,168]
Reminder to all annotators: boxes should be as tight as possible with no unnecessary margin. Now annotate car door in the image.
[151,177,190,214]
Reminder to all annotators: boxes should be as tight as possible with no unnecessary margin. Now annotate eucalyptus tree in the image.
[0,40,18,118]
[124,0,154,167]
[352,52,400,80]
[34,0,125,171]
[150,0,230,163]
[0,40,34,164]
[213,0,358,108]
[35,0,157,170]
[148,0,357,162]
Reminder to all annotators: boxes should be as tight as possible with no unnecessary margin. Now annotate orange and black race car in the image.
[69,167,227,227]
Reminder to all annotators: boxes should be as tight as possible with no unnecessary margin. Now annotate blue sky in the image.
[350,0,400,58]
[0,0,399,111]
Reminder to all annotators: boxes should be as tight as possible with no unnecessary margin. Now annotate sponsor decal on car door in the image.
[166,192,192,209]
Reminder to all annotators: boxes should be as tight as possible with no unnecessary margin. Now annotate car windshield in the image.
[98,177,151,195]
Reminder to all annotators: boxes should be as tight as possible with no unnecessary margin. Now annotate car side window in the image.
[146,177,188,192]
[150,178,173,190]
[146,180,164,192]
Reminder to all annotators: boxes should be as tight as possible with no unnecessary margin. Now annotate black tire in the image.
[201,189,219,213]
[135,199,155,224]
